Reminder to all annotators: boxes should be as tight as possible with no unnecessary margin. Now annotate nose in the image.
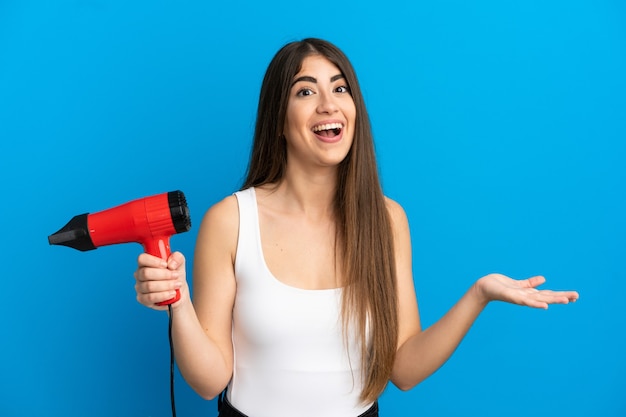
[316,91,338,114]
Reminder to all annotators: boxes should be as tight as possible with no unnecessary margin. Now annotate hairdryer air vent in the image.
[168,190,192,234]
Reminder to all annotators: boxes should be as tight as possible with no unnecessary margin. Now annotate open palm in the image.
[476,274,579,309]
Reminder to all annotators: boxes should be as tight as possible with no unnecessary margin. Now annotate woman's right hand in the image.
[133,251,188,310]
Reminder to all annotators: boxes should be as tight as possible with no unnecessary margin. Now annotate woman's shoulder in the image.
[197,193,240,238]
[384,196,411,237]
[208,192,239,216]
[384,196,408,220]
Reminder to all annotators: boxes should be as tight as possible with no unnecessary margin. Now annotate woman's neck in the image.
[271,168,338,219]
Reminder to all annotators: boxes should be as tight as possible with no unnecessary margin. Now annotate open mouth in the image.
[312,122,343,139]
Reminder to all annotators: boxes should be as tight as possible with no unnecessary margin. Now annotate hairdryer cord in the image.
[168,304,177,417]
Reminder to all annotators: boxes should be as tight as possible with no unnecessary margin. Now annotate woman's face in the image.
[282,54,356,172]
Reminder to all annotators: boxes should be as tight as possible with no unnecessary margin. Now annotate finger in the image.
[538,289,580,303]
[167,251,186,271]
[135,278,181,295]
[510,291,548,309]
[532,291,575,306]
[138,252,168,268]
[525,299,549,309]
[525,275,546,289]
[136,290,179,310]
[553,290,579,302]
[135,265,176,283]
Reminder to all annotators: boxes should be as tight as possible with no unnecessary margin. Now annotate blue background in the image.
[1,0,624,416]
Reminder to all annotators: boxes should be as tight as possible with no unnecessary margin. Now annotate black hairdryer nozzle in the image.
[48,213,96,251]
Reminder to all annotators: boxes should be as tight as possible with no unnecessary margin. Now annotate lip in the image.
[311,119,345,144]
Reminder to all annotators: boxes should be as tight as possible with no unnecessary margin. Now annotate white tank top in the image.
[228,187,372,417]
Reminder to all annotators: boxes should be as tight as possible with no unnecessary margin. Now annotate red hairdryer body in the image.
[48,191,191,306]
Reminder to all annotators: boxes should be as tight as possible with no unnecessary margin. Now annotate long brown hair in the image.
[242,38,398,403]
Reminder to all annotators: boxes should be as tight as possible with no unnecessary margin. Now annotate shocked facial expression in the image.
[283,54,356,171]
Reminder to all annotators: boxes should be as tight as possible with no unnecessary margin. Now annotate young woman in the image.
[134,38,579,417]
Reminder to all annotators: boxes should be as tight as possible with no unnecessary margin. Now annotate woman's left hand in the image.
[475,274,579,309]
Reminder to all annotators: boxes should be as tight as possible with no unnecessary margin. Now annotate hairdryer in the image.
[48,190,192,306]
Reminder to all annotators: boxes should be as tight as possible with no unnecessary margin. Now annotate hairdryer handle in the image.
[143,237,181,306]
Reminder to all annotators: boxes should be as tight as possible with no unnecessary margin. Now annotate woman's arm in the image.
[385,199,579,391]
[134,195,239,400]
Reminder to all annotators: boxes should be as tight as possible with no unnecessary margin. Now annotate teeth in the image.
[312,123,343,132]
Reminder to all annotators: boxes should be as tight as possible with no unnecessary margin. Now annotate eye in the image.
[335,85,351,94]
[296,87,315,97]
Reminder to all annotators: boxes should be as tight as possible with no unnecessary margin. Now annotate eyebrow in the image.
[291,74,345,87]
